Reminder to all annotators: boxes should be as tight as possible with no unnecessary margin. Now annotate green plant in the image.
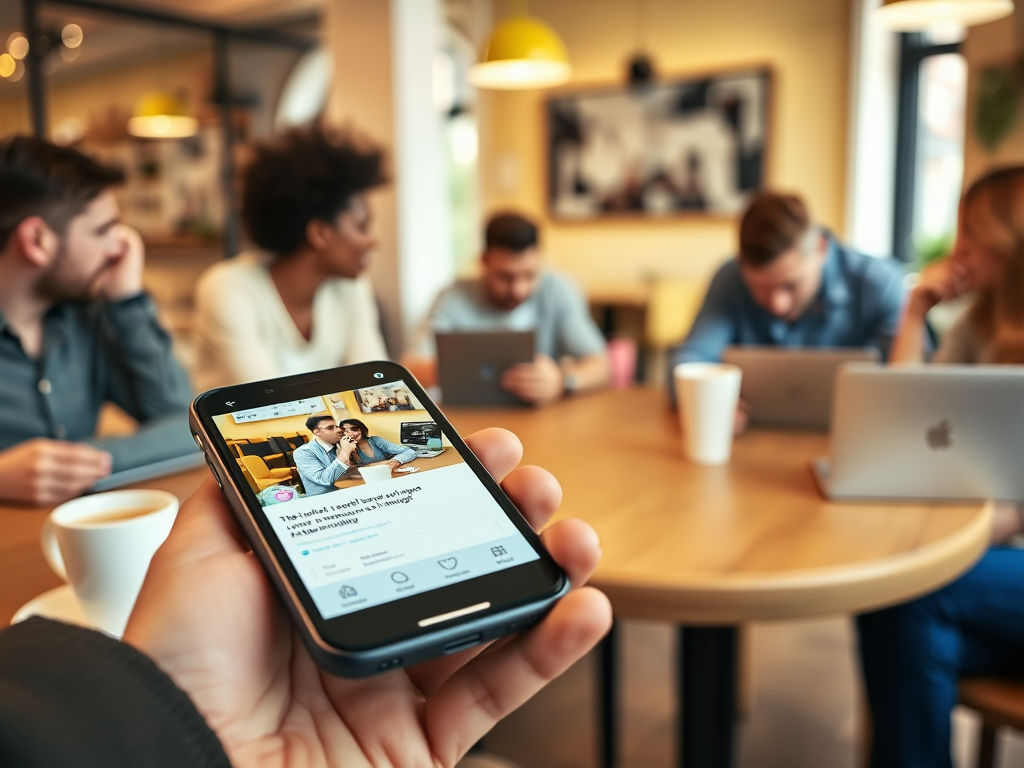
[974,66,1017,152]
[913,233,955,269]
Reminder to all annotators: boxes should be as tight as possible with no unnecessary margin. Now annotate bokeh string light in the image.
[62,24,83,49]
[0,53,15,79]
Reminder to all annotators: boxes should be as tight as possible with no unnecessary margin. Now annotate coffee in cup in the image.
[74,506,164,525]
[41,489,179,636]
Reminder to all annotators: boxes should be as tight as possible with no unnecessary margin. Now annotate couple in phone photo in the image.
[294,414,416,496]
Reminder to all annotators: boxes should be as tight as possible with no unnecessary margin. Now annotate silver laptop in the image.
[436,330,535,406]
[815,364,1024,501]
[722,346,880,429]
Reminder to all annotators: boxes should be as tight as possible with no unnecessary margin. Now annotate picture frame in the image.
[546,67,772,220]
[353,382,424,414]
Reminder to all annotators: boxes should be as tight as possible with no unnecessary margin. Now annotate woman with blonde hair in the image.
[858,166,1024,768]
[890,165,1024,365]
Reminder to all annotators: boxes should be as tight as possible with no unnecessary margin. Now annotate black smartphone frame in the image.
[190,361,568,677]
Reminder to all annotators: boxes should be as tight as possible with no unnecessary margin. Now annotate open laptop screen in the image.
[401,421,441,447]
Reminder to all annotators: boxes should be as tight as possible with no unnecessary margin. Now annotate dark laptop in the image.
[436,330,535,406]
[400,421,444,457]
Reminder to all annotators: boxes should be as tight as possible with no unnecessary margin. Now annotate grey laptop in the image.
[815,364,1024,501]
[90,451,206,493]
[722,346,880,430]
[436,330,535,406]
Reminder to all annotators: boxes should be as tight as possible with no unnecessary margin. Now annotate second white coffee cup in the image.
[41,489,179,636]
[674,362,743,465]
[358,464,394,484]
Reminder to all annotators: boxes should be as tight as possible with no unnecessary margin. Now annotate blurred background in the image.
[3,1,1023,764]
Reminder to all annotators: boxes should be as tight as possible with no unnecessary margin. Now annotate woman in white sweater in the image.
[193,126,389,392]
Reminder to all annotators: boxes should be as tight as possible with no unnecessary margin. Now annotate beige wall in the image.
[478,0,852,285]
[962,12,1024,186]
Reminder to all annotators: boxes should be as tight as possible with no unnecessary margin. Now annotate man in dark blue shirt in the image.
[668,192,906,423]
[0,136,194,505]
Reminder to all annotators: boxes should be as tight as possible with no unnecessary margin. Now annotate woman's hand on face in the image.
[909,258,969,316]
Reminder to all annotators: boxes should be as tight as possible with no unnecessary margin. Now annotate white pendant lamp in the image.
[127,92,198,139]
[469,14,571,90]
[875,0,1014,30]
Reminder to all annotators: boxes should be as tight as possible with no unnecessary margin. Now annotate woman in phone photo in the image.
[340,418,415,470]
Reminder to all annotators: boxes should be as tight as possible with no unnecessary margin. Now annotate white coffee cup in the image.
[358,464,394,484]
[41,489,179,636]
[674,362,743,465]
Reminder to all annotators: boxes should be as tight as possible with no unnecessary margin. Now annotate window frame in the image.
[892,33,962,263]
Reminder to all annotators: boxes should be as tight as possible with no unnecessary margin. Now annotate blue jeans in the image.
[857,547,1024,768]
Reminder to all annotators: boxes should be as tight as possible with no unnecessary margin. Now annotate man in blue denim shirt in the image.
[0,136,194,505]
[668,192,905,424]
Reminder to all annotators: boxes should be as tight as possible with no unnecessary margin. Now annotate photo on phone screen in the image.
[209,378,540,622]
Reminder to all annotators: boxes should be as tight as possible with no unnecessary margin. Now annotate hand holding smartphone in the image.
[189,362,577,677]
[123,423,610,767]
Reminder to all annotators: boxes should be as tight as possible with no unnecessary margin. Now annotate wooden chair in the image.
[643,277,705,384]
[960,678,1024,768]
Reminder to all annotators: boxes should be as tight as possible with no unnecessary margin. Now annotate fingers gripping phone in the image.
[190,362,568,677]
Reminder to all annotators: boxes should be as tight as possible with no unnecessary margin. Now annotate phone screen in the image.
[209,378,539,620]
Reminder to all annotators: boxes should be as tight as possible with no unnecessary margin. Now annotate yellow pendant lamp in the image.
[469,15,571,90]
[127,92,198,139]
[874,0,1013,30]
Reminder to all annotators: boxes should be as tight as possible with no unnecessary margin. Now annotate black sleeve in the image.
[0,617,232,768]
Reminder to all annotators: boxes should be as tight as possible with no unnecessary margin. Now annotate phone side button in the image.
[204,456,223,489]
[378,658,403,671]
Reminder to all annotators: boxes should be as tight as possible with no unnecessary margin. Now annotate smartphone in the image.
[190,361,568,677]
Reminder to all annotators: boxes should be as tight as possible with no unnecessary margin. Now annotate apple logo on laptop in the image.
[926,419,952,450]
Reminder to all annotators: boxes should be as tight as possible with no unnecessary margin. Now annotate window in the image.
[893,33,965,265]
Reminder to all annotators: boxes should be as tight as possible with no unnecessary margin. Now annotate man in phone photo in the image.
[292,415,358,496]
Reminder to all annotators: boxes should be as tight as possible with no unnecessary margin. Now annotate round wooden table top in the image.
[0,388,991,627]
[443,388,991,624]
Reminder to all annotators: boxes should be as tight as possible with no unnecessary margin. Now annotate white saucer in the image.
[12,585,93,632]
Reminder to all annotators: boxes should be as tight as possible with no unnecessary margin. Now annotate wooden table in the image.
[333,448,462,489]
[441,390,991,768]
[0,389,990,767]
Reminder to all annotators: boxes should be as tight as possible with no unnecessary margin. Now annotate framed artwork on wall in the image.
[352,382,424,414]
[546,67,772,220]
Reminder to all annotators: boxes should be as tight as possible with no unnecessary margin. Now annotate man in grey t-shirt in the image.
[405,212,609,406]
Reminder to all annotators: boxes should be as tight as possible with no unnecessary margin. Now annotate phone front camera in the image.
[374,372,384,379]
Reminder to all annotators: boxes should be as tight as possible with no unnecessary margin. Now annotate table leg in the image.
[596,619,619,768]
[677,626,737,768]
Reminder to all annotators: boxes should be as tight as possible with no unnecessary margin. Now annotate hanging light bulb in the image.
[127,92,198,139]
[874,0,1013,30]
[469,15,571,90]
